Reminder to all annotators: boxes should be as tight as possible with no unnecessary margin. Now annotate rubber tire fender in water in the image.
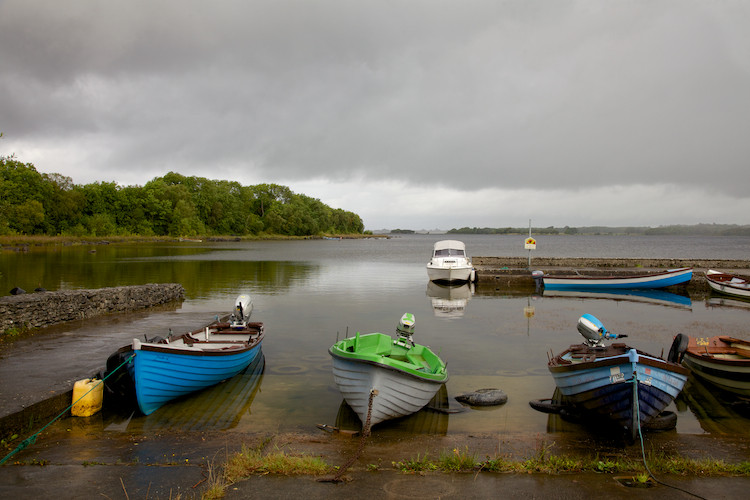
[667,333,689,363]
[642,411,678,431]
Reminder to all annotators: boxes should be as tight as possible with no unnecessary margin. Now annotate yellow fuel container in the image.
[71,378,104,417]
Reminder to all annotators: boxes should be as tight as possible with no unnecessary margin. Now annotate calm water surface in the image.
[1,234,749,439]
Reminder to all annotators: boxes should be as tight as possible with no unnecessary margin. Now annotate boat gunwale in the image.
[684,335,750,367]
[548,344,689,376]
[706,275,750,291]
[329,347,449,383]
[136,322,264,357]
[543,267,693,282]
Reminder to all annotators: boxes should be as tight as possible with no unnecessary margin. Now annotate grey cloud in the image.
[1,0,749,211]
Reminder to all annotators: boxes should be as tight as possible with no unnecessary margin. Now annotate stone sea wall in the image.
[0,283,185,335]
[472,257,750,292]
[473,257,750,271]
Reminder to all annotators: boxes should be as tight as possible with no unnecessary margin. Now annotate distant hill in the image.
[446,224,750,236]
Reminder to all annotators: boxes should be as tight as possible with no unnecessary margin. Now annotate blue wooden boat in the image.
[139,351,265,431]
[104,294,264,415]
[542,267,692,290]
[547,314,688,440]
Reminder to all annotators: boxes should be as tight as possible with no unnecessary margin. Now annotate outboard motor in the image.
[396,312,416,346]
[231,294,253,326]
[577,313,626,347]
[531,270,544,292]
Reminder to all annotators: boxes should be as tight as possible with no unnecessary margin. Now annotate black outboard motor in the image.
[531,270,544,292]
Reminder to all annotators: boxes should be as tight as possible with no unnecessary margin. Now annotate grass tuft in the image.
[223,444,328,483]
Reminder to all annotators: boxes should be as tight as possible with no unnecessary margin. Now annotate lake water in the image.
[1,234,749,440]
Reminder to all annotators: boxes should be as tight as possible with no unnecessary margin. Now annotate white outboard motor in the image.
[577,313,625,347]
[396,312,416,346]
[232,294,253,326]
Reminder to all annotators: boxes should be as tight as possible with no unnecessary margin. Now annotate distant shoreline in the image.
[0,233,387,248]
[379,223,750,237]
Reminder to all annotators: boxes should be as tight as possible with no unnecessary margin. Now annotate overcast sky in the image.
[1,1,749,230]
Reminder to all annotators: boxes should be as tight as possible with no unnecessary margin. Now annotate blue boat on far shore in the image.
[541,267,692,290]
[546,314,689,441]
[104,294,264,416]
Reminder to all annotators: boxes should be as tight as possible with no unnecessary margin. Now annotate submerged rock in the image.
[455,388,508,406]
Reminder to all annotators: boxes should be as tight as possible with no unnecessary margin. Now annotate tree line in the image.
[0,155,364,237]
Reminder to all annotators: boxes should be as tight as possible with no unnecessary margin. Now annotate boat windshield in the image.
[434,248,465,257]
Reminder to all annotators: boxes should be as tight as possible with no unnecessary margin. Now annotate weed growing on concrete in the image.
[223,443,328,483]
[391,448,750,476]
[439,447,478,472]
[392,452,438,473]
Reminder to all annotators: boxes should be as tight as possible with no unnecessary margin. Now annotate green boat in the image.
[329,313,449,427]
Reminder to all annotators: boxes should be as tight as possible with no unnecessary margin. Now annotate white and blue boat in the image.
[542,267,692,290]
[104,294,264,416]
[547,314,688,440]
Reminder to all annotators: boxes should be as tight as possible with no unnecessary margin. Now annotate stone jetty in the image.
[473,257,750,293]
[0,283,185,335]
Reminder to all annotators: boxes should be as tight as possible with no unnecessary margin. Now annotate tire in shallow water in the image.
[528,398,567,414]
[667,333,689,363]
[642,411,678,431]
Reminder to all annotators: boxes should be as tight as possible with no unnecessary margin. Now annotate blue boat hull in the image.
[131,343,262,415]
[550,348,688,434]
[543,268,693,291]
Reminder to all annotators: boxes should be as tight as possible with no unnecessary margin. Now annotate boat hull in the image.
[706,270,750,300]
[132,342,263,415]
[426,264,474,283]
[549,347,688,434]
[543,267,692,290]
[330,355,446,426]
[682,336,750,396]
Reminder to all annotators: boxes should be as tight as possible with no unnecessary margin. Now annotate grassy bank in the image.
[0,233,385,248]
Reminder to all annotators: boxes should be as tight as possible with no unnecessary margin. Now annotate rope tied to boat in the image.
[321,388,377,483]
[0,352,136,465]
[630,368,707,499]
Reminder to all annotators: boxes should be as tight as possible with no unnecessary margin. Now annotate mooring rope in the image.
[320,389,377,483]
[0,352,136,465]
[631,370,707,500]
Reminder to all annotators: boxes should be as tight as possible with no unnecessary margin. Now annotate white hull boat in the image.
[705,270,750,300]
[426,240,475,284]
[329,314,448,427]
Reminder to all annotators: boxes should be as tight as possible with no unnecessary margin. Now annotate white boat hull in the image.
[426,264,474,283]
[331,356,445,426]
[706,270,750,299]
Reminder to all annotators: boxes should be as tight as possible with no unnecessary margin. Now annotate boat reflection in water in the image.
[676,375,750,436]
[335,384,450,435]
[111,351,265,432]
[426,281,474,318]
[542,288,692,309]
[706,295,750,312]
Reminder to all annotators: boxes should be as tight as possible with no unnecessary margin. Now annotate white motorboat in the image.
[426,240,476,283]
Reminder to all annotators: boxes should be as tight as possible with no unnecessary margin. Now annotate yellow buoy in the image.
[71,378,103,417]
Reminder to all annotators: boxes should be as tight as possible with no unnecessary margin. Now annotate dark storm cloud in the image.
[1,0,749,221]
